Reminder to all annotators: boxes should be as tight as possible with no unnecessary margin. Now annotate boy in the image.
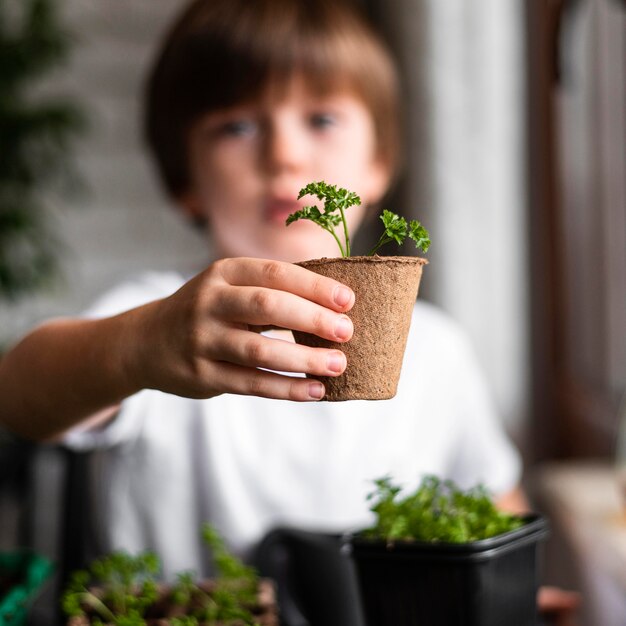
[0,0,523,579]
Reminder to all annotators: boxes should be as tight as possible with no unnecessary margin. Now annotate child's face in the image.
[182,75,389,262]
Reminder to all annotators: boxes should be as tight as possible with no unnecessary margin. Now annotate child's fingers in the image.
[213,328,346,376]
[212,285,354,343]
[215,258,355,312]
[212,362,327,401]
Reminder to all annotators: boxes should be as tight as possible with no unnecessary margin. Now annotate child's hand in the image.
[135,258,354,401]
[537,586,581,626]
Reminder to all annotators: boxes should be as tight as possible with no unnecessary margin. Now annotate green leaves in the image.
[202,524,257,584]
[200,523,259,621]
[288,181,360,257]
[367,210,431,256]
[365,475,524,544]
[0,0,85,302]
[285,205,342,231]
[408,220,431,252]
[286,180,430,258]
[380,210,408,245]
[170,617,199,626]
[297,181,361,212]
[61,526,262,625]
[60,551,160,625]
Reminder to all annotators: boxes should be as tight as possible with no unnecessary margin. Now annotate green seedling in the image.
[364,475,524,544]
[61,525,262,625]
[286,181,430,258]
[61,551,160,626]
[175,524,260,624]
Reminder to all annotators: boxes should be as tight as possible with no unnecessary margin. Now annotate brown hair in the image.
[145,0,402,200]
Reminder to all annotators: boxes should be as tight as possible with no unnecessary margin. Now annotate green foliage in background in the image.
[0,0,84,300]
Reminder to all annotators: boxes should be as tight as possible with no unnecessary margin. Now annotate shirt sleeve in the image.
[62,390,151,451]
[63,271,185,451]
[81,271,185,319]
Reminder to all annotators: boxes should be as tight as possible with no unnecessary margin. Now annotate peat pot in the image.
[293,256,427,401]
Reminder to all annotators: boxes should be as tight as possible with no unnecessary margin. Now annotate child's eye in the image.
[308,112,337,130]
[218,119,258,137]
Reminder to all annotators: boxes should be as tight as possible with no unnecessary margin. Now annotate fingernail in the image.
[308,382,325,400]
[333,286,353,308]
[334,315,353,340]
[327,351,346,373]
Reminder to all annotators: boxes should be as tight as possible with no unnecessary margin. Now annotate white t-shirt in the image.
[65,271,521,580]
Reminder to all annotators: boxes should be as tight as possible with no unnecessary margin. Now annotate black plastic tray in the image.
[345,514,549,626]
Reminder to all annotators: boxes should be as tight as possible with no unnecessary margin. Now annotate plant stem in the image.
[80,592,117,623]
[368,235,393,256]
[326,226,346,257]
[338,206,351,257]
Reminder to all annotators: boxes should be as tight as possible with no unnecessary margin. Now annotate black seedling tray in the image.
[345,515,548,626]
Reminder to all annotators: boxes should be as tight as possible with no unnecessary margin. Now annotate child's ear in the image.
[363,159,392,206]
[177,191,208,229]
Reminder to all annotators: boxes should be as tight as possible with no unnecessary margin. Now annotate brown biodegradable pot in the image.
[293,256,427,401]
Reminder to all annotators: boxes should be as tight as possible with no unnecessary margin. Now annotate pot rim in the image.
[343,514,549,562]
[296,255,428,267]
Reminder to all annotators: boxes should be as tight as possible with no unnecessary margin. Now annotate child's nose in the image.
[263,122,307,175]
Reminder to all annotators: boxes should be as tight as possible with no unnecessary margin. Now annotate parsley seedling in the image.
[61,525,263,625]
[61,551,159,625]
[286,181,430,258]
[364,475,524,544]
[189,523,261,624]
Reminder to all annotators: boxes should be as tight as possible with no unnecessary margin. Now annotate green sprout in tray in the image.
[364,475,524,544]
[61,524,264,625]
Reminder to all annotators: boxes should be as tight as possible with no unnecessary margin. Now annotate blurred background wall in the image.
[373,0,528,435]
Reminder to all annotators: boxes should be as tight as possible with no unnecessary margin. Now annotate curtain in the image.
[373,0,528,431]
